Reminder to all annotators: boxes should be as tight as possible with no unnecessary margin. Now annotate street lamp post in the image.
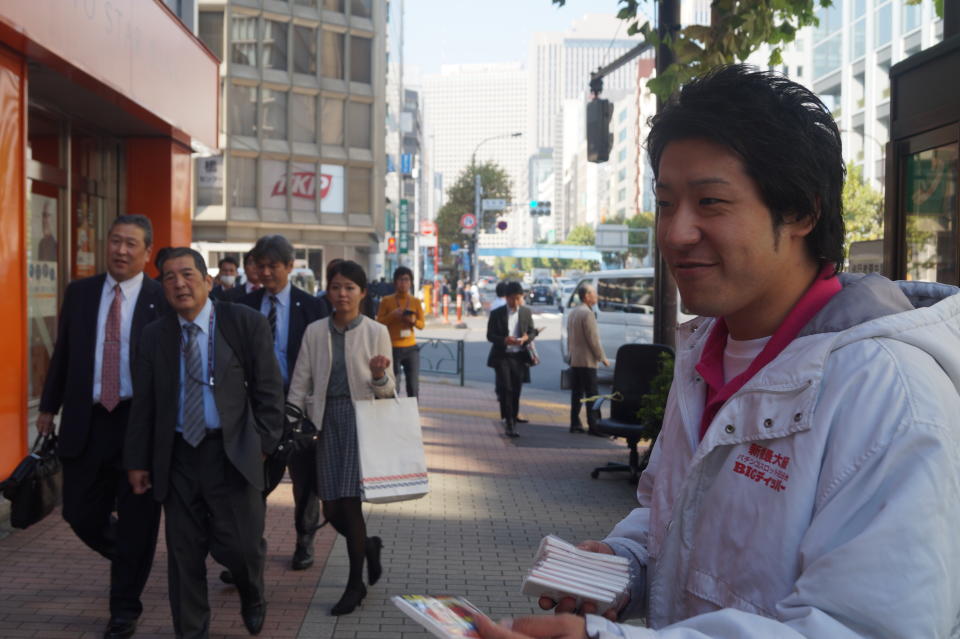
[469,131,522,283]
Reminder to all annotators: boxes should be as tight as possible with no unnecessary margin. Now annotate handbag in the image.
[264,403,320,495]
[0,433,63,529]
[523,340,541,366]
[353,395,429,504]
[560,367,573,390]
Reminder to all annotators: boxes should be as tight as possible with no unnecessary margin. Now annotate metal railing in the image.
[418,338,465,386]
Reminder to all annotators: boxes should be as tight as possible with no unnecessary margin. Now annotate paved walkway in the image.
[0,381,645,638]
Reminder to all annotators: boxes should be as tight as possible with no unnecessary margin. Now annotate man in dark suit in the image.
[221,250,261,302]
[210,255,241,300]
[37,214,166,639]
[486,281,536,438]
[125,248,284,638]
[240,235,328,570]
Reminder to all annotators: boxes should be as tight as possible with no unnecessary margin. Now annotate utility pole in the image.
[394,0,404,277]
[652,0,680,349]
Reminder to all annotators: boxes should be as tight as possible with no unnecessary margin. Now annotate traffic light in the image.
[529,200,551,216]
[387,237,397,254]
[586,97,613,163]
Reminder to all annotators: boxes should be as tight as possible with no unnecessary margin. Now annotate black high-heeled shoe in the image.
[366,536,383,586]
[330,584,367,616]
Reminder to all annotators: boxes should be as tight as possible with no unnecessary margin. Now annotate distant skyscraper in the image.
[423,63,529,240]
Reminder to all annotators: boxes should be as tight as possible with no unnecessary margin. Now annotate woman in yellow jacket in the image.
[375,266,425,398]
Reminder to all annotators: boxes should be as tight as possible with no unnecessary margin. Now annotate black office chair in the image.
[590,343,675,482]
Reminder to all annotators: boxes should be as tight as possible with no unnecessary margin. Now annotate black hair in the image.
[393,266,414,286]
[153,246,172,271]
[326,258,345,285]
[243,250,256,266]
[161,247,208,277]
[504,281,524,297]
[647,64,845,272]
[328,260,367,291]
[218,255,239,269]
[495,281,507,297]
[109,214,154,248]
[252,234,295,265]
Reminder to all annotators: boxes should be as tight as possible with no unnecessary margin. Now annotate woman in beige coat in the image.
[288,260,395,615]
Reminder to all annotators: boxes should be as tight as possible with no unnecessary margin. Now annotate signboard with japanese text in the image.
[399,199,410,254]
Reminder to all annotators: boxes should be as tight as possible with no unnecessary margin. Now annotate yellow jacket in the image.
[376,293,425,347]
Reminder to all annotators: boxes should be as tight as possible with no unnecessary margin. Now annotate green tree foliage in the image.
[626,211,655,263]
[436,161,513,268]
[563,224,600,271]
[842,162,884,250]
[552,0,943,101]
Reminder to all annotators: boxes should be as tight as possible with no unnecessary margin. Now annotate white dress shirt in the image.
[506,306,522,353]
[93,271,145,403]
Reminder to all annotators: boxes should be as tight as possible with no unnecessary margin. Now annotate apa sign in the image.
[261,162,345,213]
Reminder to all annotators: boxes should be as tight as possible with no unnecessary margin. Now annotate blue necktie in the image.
[182,324,206,447]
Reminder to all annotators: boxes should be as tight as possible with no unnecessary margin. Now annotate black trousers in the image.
[494,354,526,421]
[165,434,266,639]
[570,367,600,429]
[393,345,420,399]
[286,442,320,539]
[60,401,161,619]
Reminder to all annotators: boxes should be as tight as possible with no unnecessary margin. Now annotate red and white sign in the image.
[261,161,344,213]
[460,213,477,230]
[420,220,438,236]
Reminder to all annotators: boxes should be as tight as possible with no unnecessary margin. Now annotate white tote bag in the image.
[353,396,429,503]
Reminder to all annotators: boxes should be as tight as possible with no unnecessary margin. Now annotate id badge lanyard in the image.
[180,308,216,387]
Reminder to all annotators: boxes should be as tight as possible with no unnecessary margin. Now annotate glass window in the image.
[814,1,843,42]
[294,0,315,5]
[293,26,317,75]
[291,162,318,212]
[351,0,372,18]
[229,156,256,207]
[347,101,372,148]
[597,278,625,312]
[350,36,372,83]
[618,109,627,122]
[618,128,627,142]
[618,187,626,202]
[618,148,627,163]
[620,277,654,313]
[851,18,866,60]
[263,20,288,71]
[261,159,288,210]
[324,0,344,11]
[196,156,224,206]
[617,168,627,181]
[321,30,345,79]
[261,88,288,139]
[813,35,841,78]
[903,2,922,32]
[291,93,317,143]
[231,15,258,67]
[198,11,224,60]
[904,144,959,285]
[229,84,258,136]
[348,166,371,213]
[321,97,345,145]
[875,3,892,47]
[853,0,866,19]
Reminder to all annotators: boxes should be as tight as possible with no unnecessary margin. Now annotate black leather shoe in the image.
[504,420,520,438]
[515,417,529,424]
[366,536,383,585]
[220,569,235,585]
[241,601,267,635]
[331,585,366,616]
[291,540,314,571]
[103,616,137,639]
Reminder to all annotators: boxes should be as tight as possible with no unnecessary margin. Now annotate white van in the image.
[560,268,690,381]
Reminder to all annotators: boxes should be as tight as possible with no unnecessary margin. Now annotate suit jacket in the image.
[567,303,607,368]
[123,302,285,502]
[210,281,242,301]
[39,273,167,459]
[238,285,328,392]
[486,304,536,368]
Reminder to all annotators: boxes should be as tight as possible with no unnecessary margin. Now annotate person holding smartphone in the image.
[376,266,425,399]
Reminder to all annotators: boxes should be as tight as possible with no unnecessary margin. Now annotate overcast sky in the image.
[392,0,635,76]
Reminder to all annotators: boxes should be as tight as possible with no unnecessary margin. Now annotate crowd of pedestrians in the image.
[34,221,423,638]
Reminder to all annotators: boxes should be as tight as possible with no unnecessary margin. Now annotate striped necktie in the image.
[100,284,123,411]
[181,323,207,447]
[268,295,278,341]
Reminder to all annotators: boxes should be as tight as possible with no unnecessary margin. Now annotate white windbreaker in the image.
[589,274,960,638]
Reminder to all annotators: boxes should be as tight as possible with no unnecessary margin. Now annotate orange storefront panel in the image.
[0,0,218,149]
[0,46,27,478]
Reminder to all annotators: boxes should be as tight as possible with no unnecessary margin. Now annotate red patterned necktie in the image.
[100,284,122,411]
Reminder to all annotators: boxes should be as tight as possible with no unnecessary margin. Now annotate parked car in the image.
[559,268,693,381]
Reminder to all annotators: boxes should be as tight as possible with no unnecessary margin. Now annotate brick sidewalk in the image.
[0,381,645,637]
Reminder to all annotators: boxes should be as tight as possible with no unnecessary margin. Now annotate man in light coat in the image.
[566,284,608,434]
[478,65,960,639]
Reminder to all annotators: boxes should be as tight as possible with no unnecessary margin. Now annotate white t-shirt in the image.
[723,335,772,384]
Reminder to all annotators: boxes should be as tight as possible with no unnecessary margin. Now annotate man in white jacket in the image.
[479,64,960,639]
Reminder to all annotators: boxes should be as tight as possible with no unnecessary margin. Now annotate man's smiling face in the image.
[656,137,815,338]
